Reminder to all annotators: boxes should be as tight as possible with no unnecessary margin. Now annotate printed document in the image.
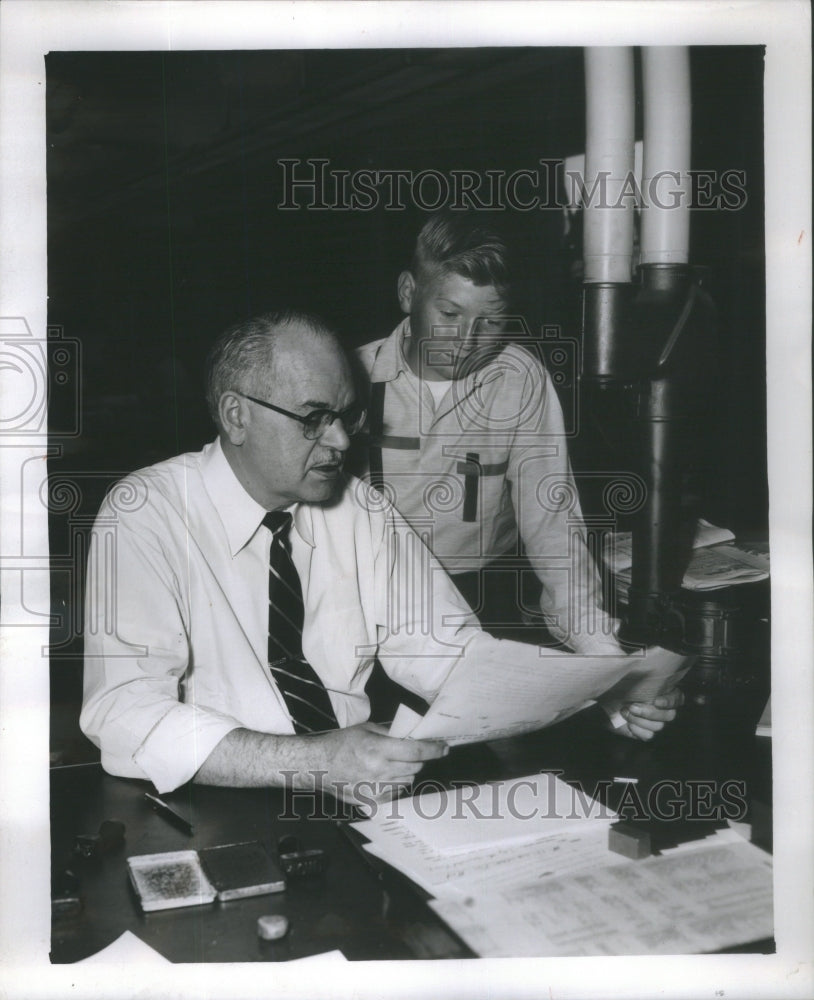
[391,644,687,746]
[428,835,773,957]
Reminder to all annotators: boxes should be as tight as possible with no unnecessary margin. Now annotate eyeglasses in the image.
[240,393,367,440]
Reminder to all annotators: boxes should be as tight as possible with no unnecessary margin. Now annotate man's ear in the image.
[219,390,248,445]
[397,270,416,315]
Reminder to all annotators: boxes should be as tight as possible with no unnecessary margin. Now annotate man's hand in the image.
[615,687,685,741]
[314,723,448,805]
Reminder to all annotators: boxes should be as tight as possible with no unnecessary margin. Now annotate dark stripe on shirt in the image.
[455,458,510,477]
[462,451,479,522]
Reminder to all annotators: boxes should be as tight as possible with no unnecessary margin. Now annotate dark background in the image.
[46,46,766,759]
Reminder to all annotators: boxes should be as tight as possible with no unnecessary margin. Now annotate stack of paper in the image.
[351,775,774,957]
[603,519,735,574]
[604,520,769,594]
[427,828,773,957]
[351,772,618,897]
[680,541,770,591]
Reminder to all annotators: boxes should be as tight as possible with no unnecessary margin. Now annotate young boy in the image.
[356,212,623,657]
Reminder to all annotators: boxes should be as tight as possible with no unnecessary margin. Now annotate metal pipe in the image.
[641,47,691,265]
[583,47,636,283]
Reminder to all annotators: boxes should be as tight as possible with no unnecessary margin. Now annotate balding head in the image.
[208,310,357,510]
[205,309,341,433]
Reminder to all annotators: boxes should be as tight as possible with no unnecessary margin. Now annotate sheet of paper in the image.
[428,838,773,957]
[76,930,171,964]
[286,950,348,964]
[603,519,735,573]
[401,643,688,746]
[615,541,769,599]
[681,543,770,590]
[390,771,616,854]
[389,703,424,739]
[400,641,634,745]
[755,695,771,737]
[361,823,615,898]
[599,647,690,709]
[351,772,617,895]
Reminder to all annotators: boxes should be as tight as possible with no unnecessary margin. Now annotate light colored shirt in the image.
[424,375,454,408]
[80,438,535,792]
[356,319,621,655]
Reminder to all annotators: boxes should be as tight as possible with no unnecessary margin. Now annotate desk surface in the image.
[51,765,473,964]
[50,699,772,964]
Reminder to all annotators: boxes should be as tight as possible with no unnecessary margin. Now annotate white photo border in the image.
[0,2,811,998]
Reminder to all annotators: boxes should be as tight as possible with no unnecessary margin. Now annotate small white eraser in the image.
[257,914,289,940]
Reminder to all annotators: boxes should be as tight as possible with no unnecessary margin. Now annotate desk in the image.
[50,765,471,963]
[50,700,772,963]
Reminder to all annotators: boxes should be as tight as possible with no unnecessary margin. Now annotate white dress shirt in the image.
[81,438,535,792]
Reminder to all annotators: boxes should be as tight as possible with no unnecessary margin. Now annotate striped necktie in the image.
[263,510,339,734]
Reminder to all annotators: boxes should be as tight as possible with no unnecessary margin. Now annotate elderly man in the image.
[81,310,678,801]
[356,213,621,656]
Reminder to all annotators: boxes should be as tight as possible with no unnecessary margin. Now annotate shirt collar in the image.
[369,317,413,383]
[201,438,315,557]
